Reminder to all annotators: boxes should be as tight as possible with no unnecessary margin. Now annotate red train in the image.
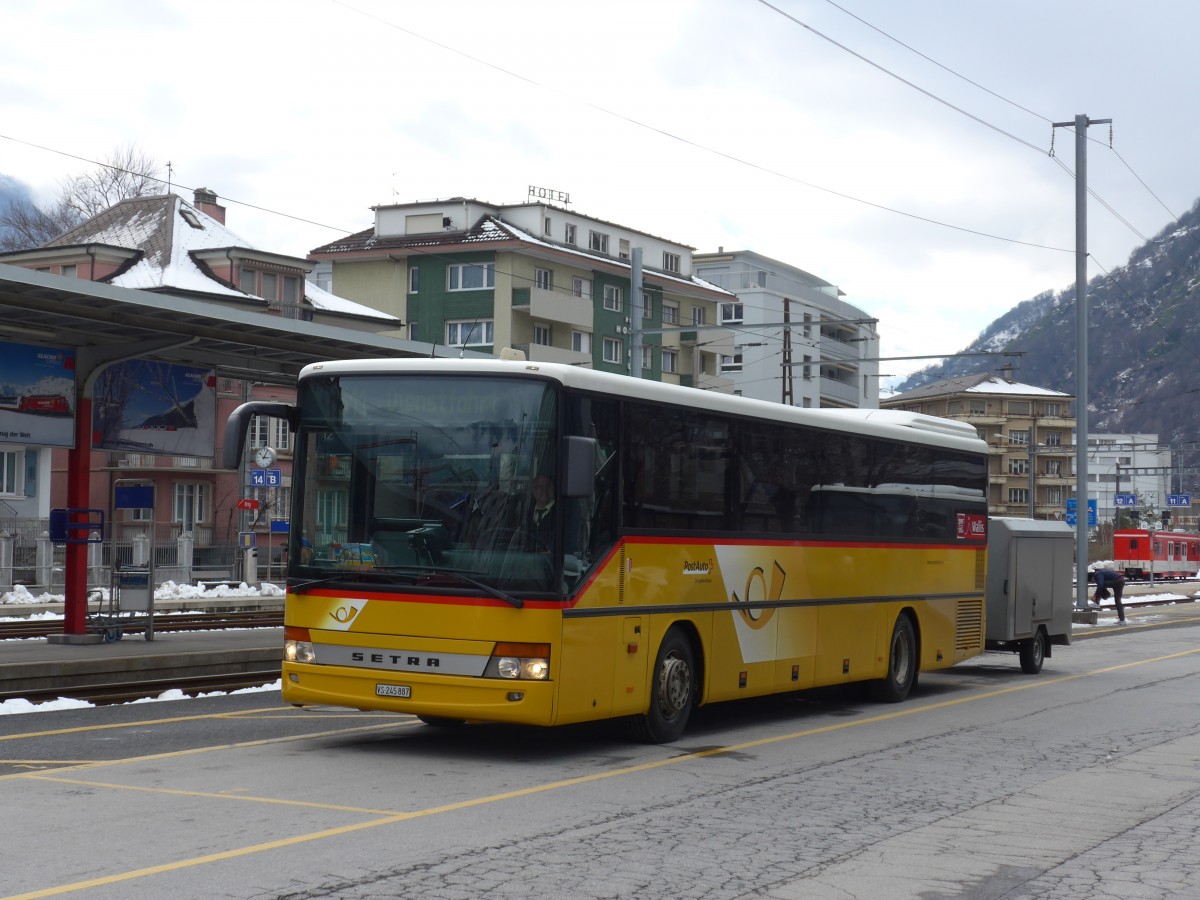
[1113,529,1200,580]
[17,394,72,416]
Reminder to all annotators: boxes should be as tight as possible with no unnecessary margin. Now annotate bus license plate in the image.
[376,684,411,698]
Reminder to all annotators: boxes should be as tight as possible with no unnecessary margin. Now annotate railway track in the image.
[0,609,283,641]
[1,668,283,707]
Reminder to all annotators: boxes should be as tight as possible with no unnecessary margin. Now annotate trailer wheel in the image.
[871,614,917,703]
[1019,630,1046,674]
[628,628,696,743]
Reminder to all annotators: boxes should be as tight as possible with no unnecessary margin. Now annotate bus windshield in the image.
[291,374,560,594]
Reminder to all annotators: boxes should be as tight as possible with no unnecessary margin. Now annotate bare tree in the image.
[0,144,160,251]
[59,144,161,221]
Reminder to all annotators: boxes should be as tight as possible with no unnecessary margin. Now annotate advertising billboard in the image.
[92,360,217,457]
[0,340,77,447]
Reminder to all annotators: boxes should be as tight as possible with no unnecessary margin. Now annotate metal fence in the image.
[0,517,247,593]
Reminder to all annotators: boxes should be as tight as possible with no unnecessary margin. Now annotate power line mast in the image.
[1053,112,1111,610]
[781,297,794,405]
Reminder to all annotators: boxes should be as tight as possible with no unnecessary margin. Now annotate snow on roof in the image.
[304,279,398,321]
[963,375,1071,397]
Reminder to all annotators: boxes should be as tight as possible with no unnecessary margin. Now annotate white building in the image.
[1086,433,1174,525]
[691,250,879,408]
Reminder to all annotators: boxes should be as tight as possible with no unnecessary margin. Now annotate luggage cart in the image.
[87,479,158,642]
[87,564,155,642]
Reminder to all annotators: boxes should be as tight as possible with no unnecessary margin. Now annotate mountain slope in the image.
[896,197,1200,442]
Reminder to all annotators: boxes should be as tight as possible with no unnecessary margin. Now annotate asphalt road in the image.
[3,606,1199,900]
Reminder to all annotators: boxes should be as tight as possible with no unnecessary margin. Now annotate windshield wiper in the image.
[289,569,420,594]
[375,564,525,609]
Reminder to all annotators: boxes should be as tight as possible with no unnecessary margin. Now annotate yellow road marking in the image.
[0,706,395,743]
[6,643,1200,900]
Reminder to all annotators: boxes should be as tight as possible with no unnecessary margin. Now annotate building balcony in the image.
[511,343,593,366]
[819,375,859,406]
[511,286,593,329]
[106,453,216,471]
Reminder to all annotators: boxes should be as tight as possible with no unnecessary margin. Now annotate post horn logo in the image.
[330,605,360,624]
[730,561,786,628]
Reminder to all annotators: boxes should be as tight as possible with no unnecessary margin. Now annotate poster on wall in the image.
[0,340,77,447]
[92,360,217,458]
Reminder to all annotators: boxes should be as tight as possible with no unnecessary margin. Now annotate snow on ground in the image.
[0,680,283,716]
[1,580,283,609]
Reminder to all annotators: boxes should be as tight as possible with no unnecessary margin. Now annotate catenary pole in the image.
[1054,113,1111,609]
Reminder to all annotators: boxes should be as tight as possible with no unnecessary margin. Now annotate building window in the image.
[663,251,680,273]
[661,349,678,374]
[662,301,679,325]
[1008,488,1028,505]
[1043,401,1061,417]
[409,322,418,341]
[274,417,291,452]
[603,337,623,364]
[803,313,813,338]
[1009,458,1029,475]
[446,320,495,347]
[408,267,419,293]
[250,416,270,449]
[721,302,743,324]
[1009,430,1030,445]
[534,268,552,290]
[721,353,743,373]
[447,262,496,291]
[0,450,19,495]
[1045,431,1062,447]
[619,238,630,259]
[603,285,622,312]
[173,483,210,528]
[239,266,257,294]
[969,398,986,415]
[1008,400,1031,415]
[261,272,277,303]
[641,345,653,370]
[564,223,577,245]
[1047,487,1062,505]
[533,323,551,346]
[642,291,653,319]
[803,355,812,380]
[572,277,591,300]
[571,331,592,354]
[1045,460,1062,476]
[692,306,706,327]
[60,264,77,279]
[544,216,552,234]
[589,231,609,254]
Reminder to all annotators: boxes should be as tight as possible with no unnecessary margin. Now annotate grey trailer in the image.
[985,517,1074,673]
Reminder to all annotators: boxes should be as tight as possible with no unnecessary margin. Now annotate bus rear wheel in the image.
[871,614,917,703]
[629,629,696,743]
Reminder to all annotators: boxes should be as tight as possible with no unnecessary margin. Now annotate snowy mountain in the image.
[895,197,1200,443]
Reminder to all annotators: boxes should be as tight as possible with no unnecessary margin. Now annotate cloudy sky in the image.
[2,0,1195,382]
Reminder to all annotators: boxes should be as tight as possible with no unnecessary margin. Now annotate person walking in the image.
[1092,567,1128,624]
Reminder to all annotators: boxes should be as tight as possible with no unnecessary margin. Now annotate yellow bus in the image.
[225,358,990,742]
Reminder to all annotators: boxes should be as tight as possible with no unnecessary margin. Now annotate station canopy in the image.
[0,263,474,385]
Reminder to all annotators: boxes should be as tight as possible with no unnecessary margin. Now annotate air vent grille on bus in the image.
[956,599,983,651]
[618,544,626,604]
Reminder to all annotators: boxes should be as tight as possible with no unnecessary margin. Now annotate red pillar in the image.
[63,397,92,635]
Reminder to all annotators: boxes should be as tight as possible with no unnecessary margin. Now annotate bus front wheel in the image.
[630,629,696,743]
[871,614,917,703]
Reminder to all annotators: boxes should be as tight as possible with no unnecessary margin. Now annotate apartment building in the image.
[308,197,736,390]
[691,249,880,408]
[883,370,1075,519]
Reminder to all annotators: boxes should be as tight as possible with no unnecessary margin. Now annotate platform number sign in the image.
[1167,494,1192,507]
[250,468,282,487]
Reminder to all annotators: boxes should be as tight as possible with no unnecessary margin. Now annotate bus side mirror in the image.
[222,401,297,470]
[563,436,598,499]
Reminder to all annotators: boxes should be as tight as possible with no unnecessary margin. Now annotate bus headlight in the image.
[485,642,550,680]
[285,639,316,664]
